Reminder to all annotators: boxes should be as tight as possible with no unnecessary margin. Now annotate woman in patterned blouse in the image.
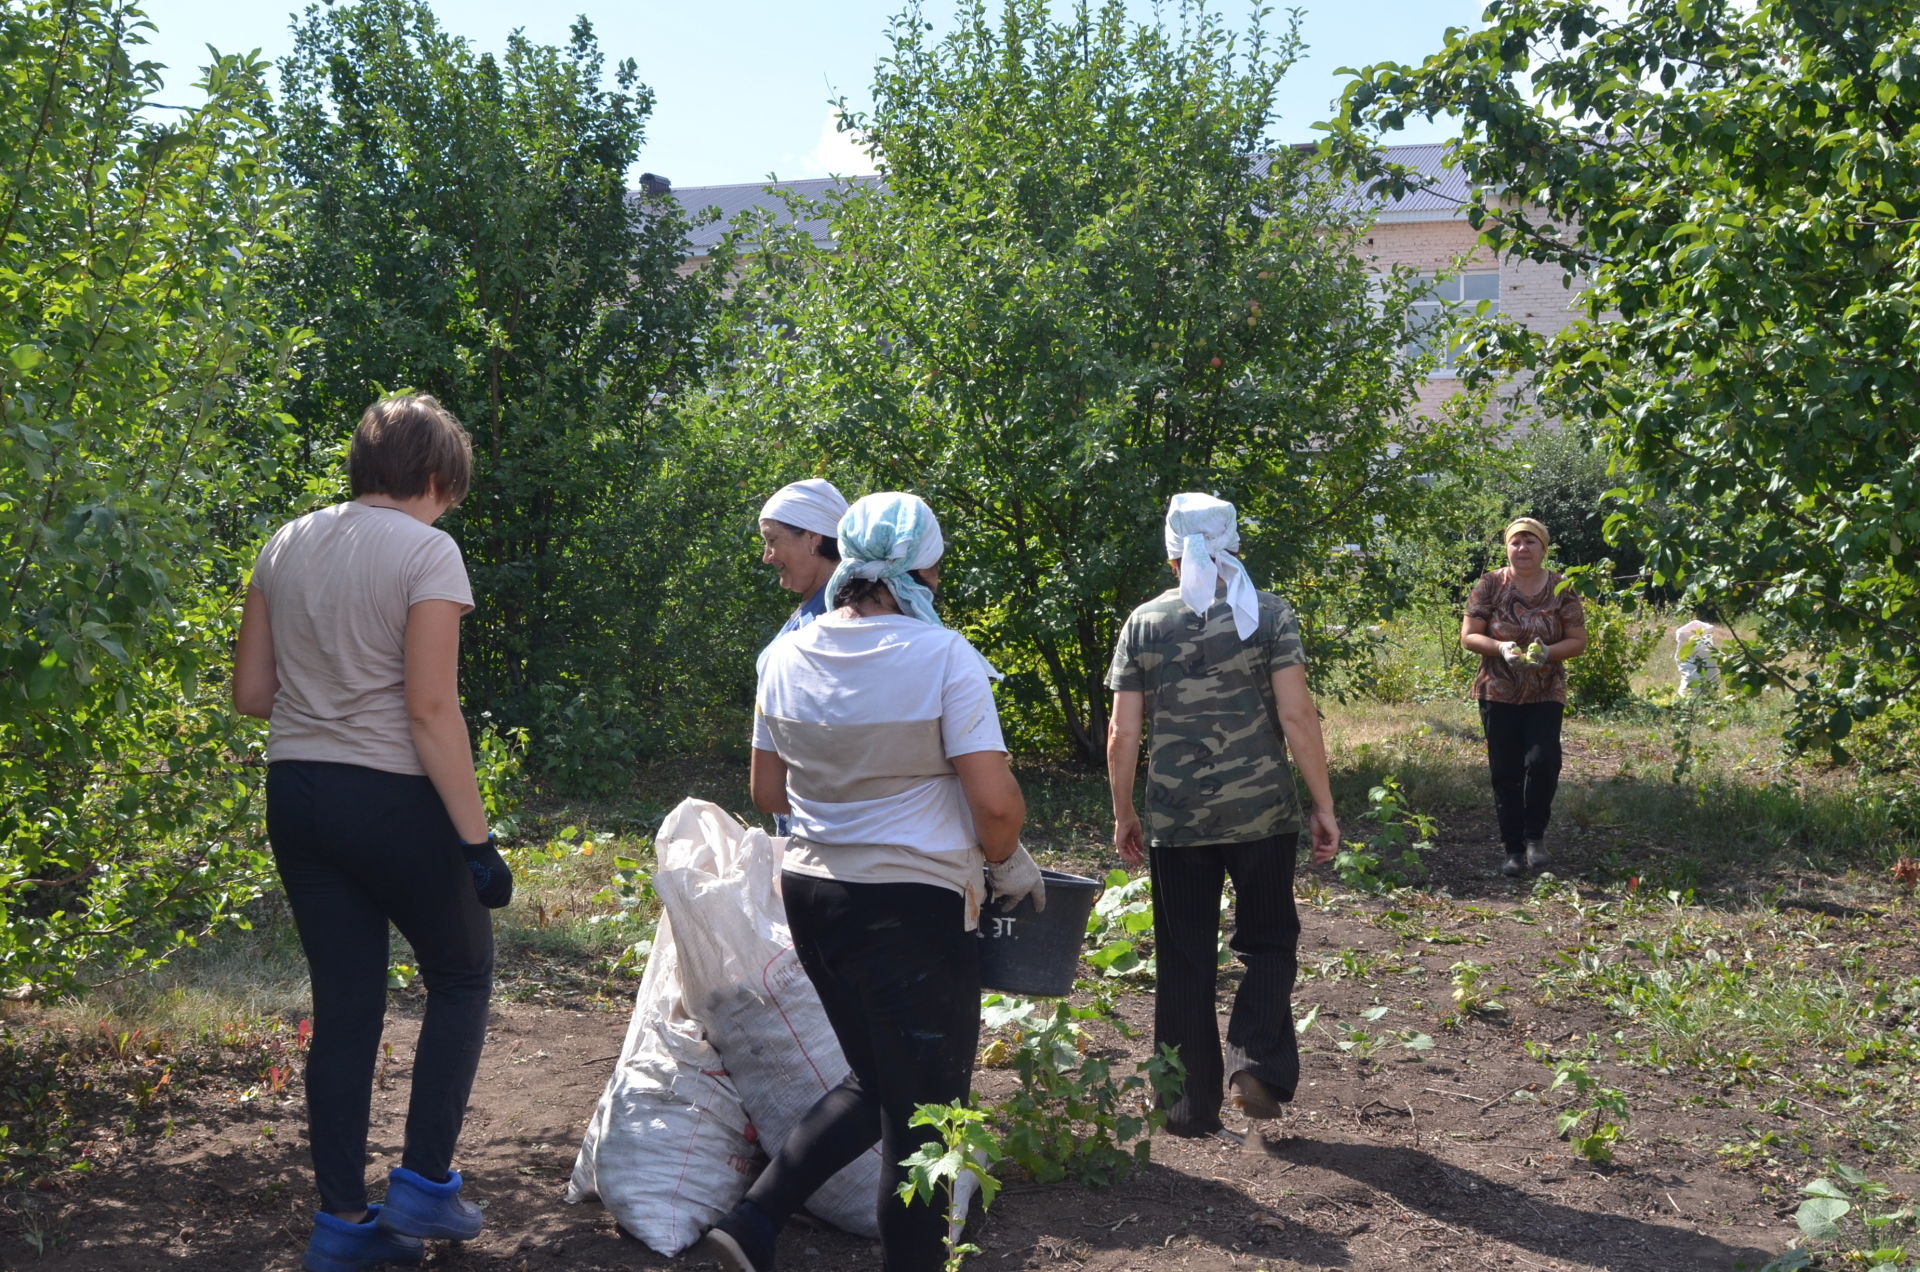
[1460,518,1588,877]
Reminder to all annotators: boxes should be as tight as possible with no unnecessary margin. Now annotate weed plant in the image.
[978,996,1182,1186]
[898,1102,1004,1272]
[1760,1165,1920,1272]
[1331,777,1436,892]
[1527,1044,1631,1165]
[1083,869,1155,979]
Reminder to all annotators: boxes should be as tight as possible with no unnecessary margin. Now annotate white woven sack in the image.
[653,798,883,1238]
[565,911,761,1254]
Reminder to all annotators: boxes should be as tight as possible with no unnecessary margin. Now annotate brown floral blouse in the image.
[1465,568,1587,705]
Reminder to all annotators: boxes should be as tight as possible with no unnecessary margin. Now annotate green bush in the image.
[1356,608,1481,704]
[1845,696,1920,775]
[1496,425,1630,573]
[1332,777,1436,891]
[1567,596,1661,712]
[983,996,1183,1187]
[0,3,302,998]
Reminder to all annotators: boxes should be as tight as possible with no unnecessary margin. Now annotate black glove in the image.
[461,834,512,909]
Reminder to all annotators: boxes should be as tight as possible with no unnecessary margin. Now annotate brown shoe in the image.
[1229,1071,1287,1120]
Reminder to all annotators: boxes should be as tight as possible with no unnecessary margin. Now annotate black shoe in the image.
[1500,852,1526,878]
[699,1200,777,1272]
[1163,1115,1226,1138]
[1524,840,1552,872]
[1229,1071,1289,1120]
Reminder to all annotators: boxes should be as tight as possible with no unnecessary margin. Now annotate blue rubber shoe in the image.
[376,1167,484,1241]
[303,1206,424,1272]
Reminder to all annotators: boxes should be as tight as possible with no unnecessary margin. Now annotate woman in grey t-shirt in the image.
[233,394,505,1271]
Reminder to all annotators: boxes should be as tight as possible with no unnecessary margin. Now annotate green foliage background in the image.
[0,1,305,996]
[726,0,1498,760]
[270,0,734,780]
[1336,0,1920,756]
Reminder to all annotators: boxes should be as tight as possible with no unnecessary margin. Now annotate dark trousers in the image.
[266,761,494,1214]
[747,874,980,1272]
[1478,699,1565,854]
[1148,832,1301,1133]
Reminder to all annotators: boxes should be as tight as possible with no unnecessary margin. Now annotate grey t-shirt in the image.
[250,501,474,775]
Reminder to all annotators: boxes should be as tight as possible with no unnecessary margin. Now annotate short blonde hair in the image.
[348,394,473,504]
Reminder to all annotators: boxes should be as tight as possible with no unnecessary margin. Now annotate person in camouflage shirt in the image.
[1106,494,1340,1138]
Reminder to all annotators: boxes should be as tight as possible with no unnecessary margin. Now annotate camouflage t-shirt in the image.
[1106,588,1307,847]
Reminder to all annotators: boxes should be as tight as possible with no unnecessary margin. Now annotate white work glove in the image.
[985,845,1046,912]
[1498,640,1526,666]
[1524,640,1551,666]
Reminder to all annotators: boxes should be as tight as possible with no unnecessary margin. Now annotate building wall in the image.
[1360,216,1590,425]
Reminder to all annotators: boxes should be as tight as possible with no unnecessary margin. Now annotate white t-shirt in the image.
[752,613,1005,924]
[250,501,474,775]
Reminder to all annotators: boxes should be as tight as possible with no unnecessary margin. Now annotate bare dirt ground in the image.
[13,853,1835,1271]
[10,733,1911,1272]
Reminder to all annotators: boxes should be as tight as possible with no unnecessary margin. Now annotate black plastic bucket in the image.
[977,869,1102,998]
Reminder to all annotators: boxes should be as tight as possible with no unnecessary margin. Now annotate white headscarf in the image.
[824,492,946,627]
[1164,492,1260,641]
[759,478,849,540]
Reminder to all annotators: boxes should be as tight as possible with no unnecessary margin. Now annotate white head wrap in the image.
[824,492,947,627]
[758,478,849,541]
[1164,492,1260,641]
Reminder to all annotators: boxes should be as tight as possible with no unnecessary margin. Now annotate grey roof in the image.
[661,142,1468,254]
[670,175,881,255]
[1329,142,1475,222]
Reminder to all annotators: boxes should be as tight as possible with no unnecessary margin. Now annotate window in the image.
[1402,270,1500,374]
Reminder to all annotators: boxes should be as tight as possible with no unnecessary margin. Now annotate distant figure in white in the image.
[1674,619,1720,697]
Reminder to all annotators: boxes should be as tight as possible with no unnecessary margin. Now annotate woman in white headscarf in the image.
[756,478,850,661]
[702,492,1041,1272]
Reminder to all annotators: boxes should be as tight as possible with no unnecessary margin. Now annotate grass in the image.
[1330,604,1920,880]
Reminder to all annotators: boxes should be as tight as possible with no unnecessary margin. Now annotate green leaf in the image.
[1795,1195,1851,1242]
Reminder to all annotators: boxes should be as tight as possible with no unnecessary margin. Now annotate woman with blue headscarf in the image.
[701,493,1041,1272]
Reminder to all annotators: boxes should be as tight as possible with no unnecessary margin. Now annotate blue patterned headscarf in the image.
[824,492,946,626]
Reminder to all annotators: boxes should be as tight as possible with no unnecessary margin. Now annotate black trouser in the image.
[1147,832,1301,1133]
[746,874,980,1272]
[1478,700,1565,855]
[266,761,494,1214]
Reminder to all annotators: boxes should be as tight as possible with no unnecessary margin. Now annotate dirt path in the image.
[13,985,1790,1272]
[17,860,1816,1272]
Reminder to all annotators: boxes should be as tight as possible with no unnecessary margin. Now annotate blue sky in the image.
[135,0,1485,188]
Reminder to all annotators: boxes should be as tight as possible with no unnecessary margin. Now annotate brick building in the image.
[1347,143,1588,423]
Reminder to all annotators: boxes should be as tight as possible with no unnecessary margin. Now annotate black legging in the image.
[1478,700,1565,855]
[267,760,494,1214]
[744,874,980,1272]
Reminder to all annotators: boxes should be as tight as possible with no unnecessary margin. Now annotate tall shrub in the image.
[0,1,305,996]
[1339,0,1920,755]
[272,0,728,781]
[735,0,1494,761]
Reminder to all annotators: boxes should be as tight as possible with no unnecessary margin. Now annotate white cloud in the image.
[800,108,877,177]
